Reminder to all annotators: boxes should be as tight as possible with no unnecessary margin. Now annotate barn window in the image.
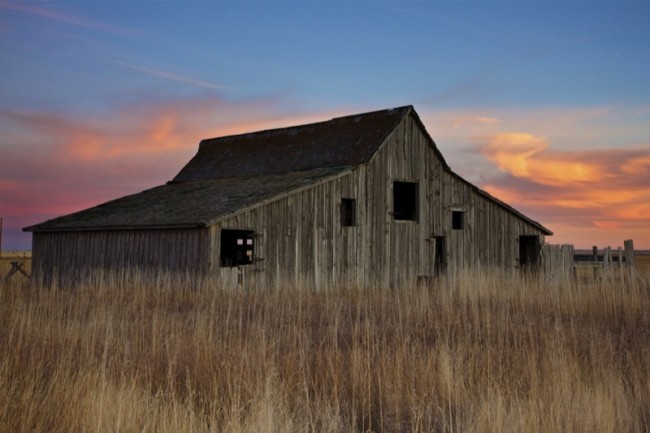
[452,210,464,230]
[341,198,356,227]
[393,181,418,221]
[220,229,255,267]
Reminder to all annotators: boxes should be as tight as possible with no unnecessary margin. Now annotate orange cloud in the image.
[480,138,650,248]
[481,132,606,186]
[621,155,650,175]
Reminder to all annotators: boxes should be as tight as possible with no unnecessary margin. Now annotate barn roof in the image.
[25,105,551,235]
[172,105,413,182]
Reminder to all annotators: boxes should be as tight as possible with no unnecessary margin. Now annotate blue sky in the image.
[1,1,649,250]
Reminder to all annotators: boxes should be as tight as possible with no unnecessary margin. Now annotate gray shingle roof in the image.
[172,106,412,182]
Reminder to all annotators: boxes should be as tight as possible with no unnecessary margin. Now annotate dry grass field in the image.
[1,269,649,433]
[636,251,650,277]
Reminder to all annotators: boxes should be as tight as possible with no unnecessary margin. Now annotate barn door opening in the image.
[434,236,447,275]
[519,235,540,270]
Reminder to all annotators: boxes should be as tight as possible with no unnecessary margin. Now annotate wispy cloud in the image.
[114,61,238,91]
[386,4,487,36]
[0,1,139,36]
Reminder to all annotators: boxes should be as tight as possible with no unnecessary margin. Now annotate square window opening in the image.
[221,229,255,267]
[393,181,418,221]
[341,198,356,227]
[452,210,465,230]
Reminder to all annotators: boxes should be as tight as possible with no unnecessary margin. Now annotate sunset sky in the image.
[1,1,649,250]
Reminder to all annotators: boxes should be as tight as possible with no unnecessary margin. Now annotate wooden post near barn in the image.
[618,247,624,279]
[624,240,635,280]
[624,240,635,267]
[603,247,611,272]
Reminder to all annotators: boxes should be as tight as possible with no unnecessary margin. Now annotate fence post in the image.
[624,239,635,274]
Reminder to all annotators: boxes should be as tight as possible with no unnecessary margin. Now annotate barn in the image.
[25,105,552,287]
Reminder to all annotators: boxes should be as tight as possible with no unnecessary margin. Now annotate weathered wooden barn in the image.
[25,106,552,287]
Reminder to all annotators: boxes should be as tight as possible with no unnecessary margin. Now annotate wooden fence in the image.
[542,239,637,282]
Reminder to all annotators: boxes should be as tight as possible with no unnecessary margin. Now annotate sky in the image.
[1,1,649,251]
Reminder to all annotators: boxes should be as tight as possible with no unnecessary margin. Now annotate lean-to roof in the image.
[24,167,349,232]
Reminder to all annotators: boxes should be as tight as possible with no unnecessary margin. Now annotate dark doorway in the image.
[519,235,540,270]
[434,236,447,275]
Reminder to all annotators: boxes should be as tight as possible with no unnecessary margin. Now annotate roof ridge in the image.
[199,105,412,146]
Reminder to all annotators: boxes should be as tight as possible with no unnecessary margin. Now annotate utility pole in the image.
[0,217,3,259]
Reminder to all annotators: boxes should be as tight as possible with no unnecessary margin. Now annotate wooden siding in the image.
[32,228,209,283]
[211,171,363,289]
[211,113,548,288]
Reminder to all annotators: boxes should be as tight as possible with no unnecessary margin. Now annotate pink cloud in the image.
[0,96,344,249]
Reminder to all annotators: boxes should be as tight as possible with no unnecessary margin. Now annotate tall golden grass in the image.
[1,270,648,432]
